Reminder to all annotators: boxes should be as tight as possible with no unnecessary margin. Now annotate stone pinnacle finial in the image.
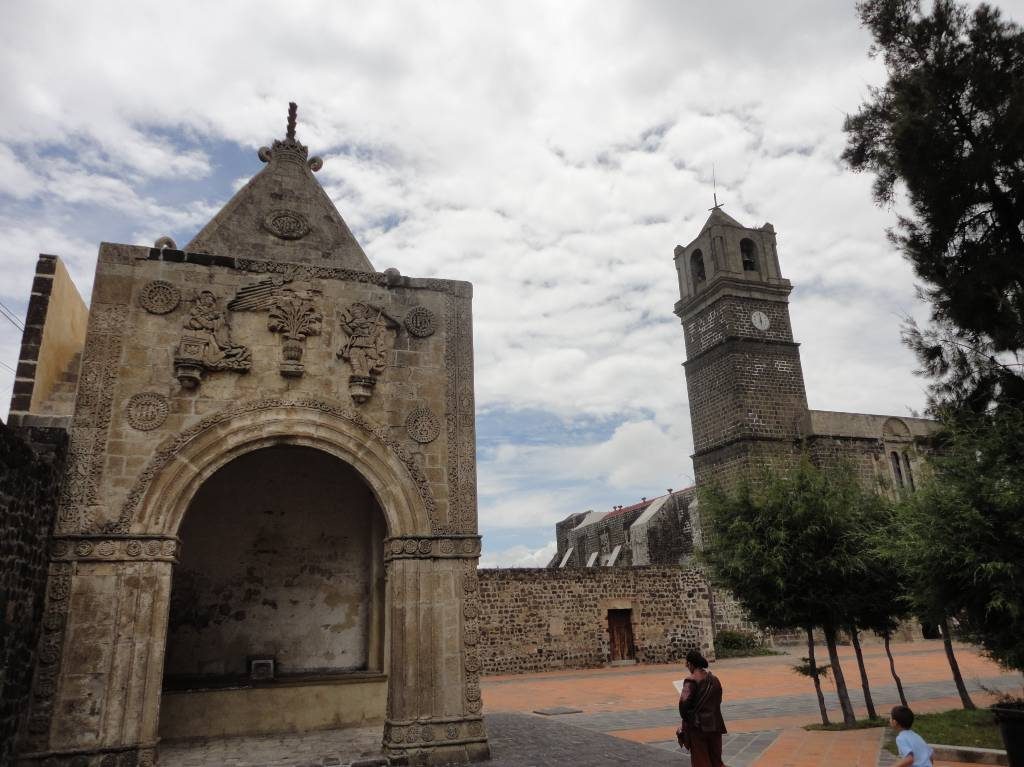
[287,102,298,141]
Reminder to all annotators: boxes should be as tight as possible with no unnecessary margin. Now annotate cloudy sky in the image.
[3,1,1020,566]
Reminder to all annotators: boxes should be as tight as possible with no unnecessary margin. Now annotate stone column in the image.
[382,535,489,765]
[17,536,177,767]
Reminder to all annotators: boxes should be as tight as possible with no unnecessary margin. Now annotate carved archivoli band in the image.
[384,535,481,562]
[51,536,179,562]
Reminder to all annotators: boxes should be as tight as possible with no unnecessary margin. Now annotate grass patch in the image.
[716,645,780,659]
[880,708,1002,754]
[806,717,888,731]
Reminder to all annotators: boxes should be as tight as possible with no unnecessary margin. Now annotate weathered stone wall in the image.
[165,445,385,680]
[646,502,695,564]
[0,423,67,766]
[476,566,714,675]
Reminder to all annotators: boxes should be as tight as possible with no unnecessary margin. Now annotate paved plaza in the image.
[160,640,1021,766]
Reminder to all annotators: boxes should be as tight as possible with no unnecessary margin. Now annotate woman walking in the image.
[677,650,727,767]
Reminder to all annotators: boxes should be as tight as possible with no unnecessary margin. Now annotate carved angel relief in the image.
[174,290,252,388]
[228,277,322,377]
[338,302,399,403]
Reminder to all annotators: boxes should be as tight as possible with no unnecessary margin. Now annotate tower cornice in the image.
[674,275,793,320]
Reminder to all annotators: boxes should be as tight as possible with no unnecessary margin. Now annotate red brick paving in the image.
[480,640,1017,766]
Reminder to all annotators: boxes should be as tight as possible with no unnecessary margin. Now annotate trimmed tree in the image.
[700,457,873,726]
[896,407,1024,676]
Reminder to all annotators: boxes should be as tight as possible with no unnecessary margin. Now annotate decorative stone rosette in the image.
[383,535,480,562]
[262,208,311,240]
[384,716,487,754]
[138,279,181,314]
[405,406,440,444]
[51,536,179,562]
[125,392,169,431]
[404,305,437,338]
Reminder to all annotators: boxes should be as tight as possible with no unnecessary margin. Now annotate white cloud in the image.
[480,541,557,569]
[4,0,1021,550]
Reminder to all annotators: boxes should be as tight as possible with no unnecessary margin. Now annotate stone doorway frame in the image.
[19,400,489,766]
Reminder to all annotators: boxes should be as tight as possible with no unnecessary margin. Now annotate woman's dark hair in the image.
[685,650,709,669]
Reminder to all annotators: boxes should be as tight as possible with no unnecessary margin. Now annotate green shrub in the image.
[714,629,776,658]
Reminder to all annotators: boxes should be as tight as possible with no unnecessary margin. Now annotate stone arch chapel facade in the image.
[8,110,489,765]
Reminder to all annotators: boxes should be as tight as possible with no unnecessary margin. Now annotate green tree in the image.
[895,407,1024,675]
[843,0,1024,411]
[855,522,913,709]
[701,458,872,726]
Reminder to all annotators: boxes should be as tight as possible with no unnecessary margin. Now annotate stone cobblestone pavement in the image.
[158,641,1021,766]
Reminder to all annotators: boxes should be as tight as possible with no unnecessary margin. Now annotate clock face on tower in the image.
[750,310,770,331]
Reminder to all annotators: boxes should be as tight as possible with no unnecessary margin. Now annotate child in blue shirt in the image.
[890,705,934,767]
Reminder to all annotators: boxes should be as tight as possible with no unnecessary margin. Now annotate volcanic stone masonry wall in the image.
[0,423,67,765]
[475,566,714,675]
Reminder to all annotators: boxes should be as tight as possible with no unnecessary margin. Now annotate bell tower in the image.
[674,207,810,488]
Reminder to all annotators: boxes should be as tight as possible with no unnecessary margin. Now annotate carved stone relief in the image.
[125,392,169,431]
[228,277,322,377]
[383,535,480,562]
[405,407,440,444]
[174,290,251,388]
[444,295,477,534]
[461,559,483,715]
[404,305,437,338]
[51,536,178,562]
[337,303,400,403]
[384,716,487,755]
[262,208,310,240]
[138,279,181,314]
[57,305,127,532]
[21,563,72,751]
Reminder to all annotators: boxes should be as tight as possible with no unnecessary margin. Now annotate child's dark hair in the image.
[891,705,914,729]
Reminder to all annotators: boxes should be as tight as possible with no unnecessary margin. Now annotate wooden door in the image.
[607,609,635,661]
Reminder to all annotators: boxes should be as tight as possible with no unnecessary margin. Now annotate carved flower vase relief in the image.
[338,302,400,403]
[267,295,322,377]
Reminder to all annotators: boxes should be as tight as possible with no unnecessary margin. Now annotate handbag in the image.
[676,722,692,751]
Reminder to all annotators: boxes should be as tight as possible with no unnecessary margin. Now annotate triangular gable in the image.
[186,104,373,271]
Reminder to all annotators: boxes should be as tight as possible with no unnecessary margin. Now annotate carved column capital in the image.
[383,535,481,562]
[50,535,179,563]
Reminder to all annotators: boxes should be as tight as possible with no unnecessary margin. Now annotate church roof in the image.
[186,103,373,271]
[698,205,745,234]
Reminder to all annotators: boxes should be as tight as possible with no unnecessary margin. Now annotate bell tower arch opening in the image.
[158,444,388,740]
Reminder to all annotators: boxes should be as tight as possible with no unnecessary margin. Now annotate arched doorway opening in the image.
[158,444,387,739]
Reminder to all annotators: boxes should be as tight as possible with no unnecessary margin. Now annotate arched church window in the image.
[902,452,915,491]
[740,238,758,271]
[691,250,706,288]
[890,451,904,487]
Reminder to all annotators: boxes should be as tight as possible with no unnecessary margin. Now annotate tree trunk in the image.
[940,615,976,710]
[824,624,857,725]
[849,625,877,719]
[883,631,908,708]
[807,626,830,725]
